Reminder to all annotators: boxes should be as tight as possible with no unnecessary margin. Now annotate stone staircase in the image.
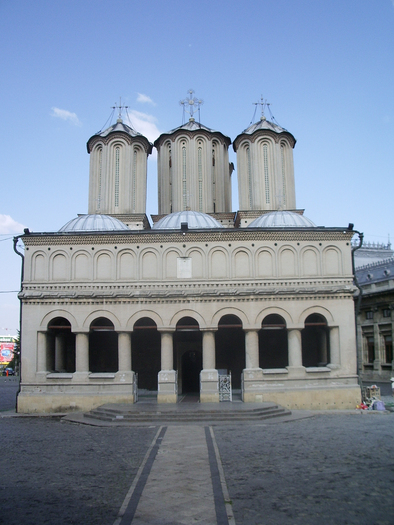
[79,401,291,425]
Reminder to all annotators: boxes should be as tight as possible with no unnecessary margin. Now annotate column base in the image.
[286,366,306,378]
[200,369,219,403]
[242,368,264,402]
[158,370,177,403]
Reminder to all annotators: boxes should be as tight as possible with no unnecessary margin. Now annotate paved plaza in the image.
[1,380,394,525]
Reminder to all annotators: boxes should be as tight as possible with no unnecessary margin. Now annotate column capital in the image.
[157,327,176,333]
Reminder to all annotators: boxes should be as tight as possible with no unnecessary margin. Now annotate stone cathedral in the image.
[16,93,360,413]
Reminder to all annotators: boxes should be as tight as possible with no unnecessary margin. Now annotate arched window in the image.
[246,145,253,209]
[114,146,120,208]
[198,145,203,212]
[259,314,288,368]
[175,317,202,394]
[280,142,287,208]
[132,318,160,390]
[97,147,102,212]
[47,317,75,373]
[263,143,270,205]
[301,314,330,367]
[89,318,118,373]
[182,143,187,210]
[215,315,244,389]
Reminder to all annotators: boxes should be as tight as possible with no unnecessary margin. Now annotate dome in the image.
[152,211,223,230]
[248,211,316,228]
[59,214,130,232]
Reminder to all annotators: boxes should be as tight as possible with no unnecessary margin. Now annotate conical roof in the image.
[87,118,152,153]
[154,118,231,148]
[233,117,296,151]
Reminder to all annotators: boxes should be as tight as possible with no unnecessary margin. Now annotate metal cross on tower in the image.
[112,97,129,121]
[253,95,270,121]
[180,89,203,122]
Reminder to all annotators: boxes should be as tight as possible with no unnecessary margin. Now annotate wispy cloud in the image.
[51,107,82,126]
[126,110,161,143]
[136,93,156,106]
[0,215,26,234]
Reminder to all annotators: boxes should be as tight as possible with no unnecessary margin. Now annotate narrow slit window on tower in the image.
[182,144,187,210]
[97,147,102,211]
[198,146,203,212]
[281,143,287,208]
[132,149,137,212]
[115,146,120,208]
[247,146,253,208]
[263,143,270,204]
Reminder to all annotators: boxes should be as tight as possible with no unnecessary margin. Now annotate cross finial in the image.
[180,89,204,122]
[253,95,270,121]
[112,97,129,122]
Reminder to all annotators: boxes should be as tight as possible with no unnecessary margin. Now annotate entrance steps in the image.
[78,401,291,425]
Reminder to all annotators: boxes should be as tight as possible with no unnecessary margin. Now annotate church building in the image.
[16,93,360,412]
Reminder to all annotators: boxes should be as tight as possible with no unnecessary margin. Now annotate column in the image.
[115,332,135,386]
[245,330,259,369]
[328,327,340,368]
[158,331,177,404]
[55,334,66,372]
[242,329,264,403]
[200,330,219,403]
[373,322,381,372]
[287,328,305,377]
[73,332,89,382]
[36,331,48,381]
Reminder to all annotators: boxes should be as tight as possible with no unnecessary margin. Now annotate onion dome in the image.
[59,214,130,232]
[248,211,316,228]
[152,211,223,230]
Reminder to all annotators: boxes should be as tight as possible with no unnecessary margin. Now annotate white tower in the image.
[233,99,296,213]
[154,91,233,216]
[87,112,152,228]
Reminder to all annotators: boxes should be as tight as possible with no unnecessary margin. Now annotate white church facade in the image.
[16,95,361,413]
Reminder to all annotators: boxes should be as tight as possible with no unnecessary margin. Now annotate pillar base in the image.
[200,369,219,403]
[286,366,306,378]
[242,368,264,402]
[158,370,177,403]
[72,371,90,383]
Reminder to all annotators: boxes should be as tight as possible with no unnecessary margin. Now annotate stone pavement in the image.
[1,380,394,525]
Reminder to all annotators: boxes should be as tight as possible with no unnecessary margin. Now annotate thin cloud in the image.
[137,93,156,106]
[0,215,26,234]
[51,107,82,126]
[126,110,161,143]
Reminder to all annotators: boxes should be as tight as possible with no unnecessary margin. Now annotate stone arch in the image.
[255,247,276,277]
[215,313,245,388]
[301,313,330,367]
[40,310,79,332]
[233,247,252,278]
[72,250,91,280]
[32,251,47,281]
[254,306,293,328]
[259,313,288,369]
[46,315,76,373]
[117,249,136,280]
[187,247,205,279]
[140,248,159,279]
[50,251,69,281]
[298,306,334,326]
[211,307,250,329]
[170,310,206,330]
[323,246,342,275]
[94,250,114,280]
[132,316,161,390]
[163,247,182,279]
[83,310,122,332]
[126,310,164,330]
[301,246,320,276]
[89,316,118,373]
[279,246,297,276]
[209,247,228,279]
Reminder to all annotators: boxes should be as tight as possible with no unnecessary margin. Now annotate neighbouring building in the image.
[15,94,361,413]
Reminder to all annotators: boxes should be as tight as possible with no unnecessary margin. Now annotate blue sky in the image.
[0,0,393,335]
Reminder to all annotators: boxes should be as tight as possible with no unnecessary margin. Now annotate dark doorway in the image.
[174,317,202,394]
[302,314,330,367]
[89,318,118,373]
[132,318,161,390]
[215,315,244,389]
[47,317,75,373]
[259,314,288,369]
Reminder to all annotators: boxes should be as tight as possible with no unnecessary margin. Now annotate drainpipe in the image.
[351,229,364,389]
[13,229,28,406]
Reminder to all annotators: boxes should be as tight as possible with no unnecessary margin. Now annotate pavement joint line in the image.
[210,426,236,525]
[205,426,231,525]
[114,425,167,525]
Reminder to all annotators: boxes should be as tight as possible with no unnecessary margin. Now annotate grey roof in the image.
[248,211,317,228]
[154,119,231,147]
[87,118,153,153]
[355,257,394,286]
[59,214,130,232]
[152,211,223,230]
[233,117,296,151]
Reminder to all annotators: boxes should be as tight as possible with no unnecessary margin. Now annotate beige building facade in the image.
[16,100,361,413]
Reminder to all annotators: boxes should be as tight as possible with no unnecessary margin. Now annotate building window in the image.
[367,336,375,363]
[115,146,120,208]
[383,309,391,318]
[280,143,287,208]
[132,149,137,212]
[247,146,253,208]
[97,147,102,211]
[366,311,373,320]
[182,144,187,210]
[384,335,393,363]
[263,143,270,204]
[198,146,203,212]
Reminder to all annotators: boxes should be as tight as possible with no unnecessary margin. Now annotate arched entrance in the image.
[89,317,118,372]
[174,317,202,394]
[132,318,161,391]
[47,317,75,372]
[215,314,244,389]
[259,314,288,369]
[302,314,330,367]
